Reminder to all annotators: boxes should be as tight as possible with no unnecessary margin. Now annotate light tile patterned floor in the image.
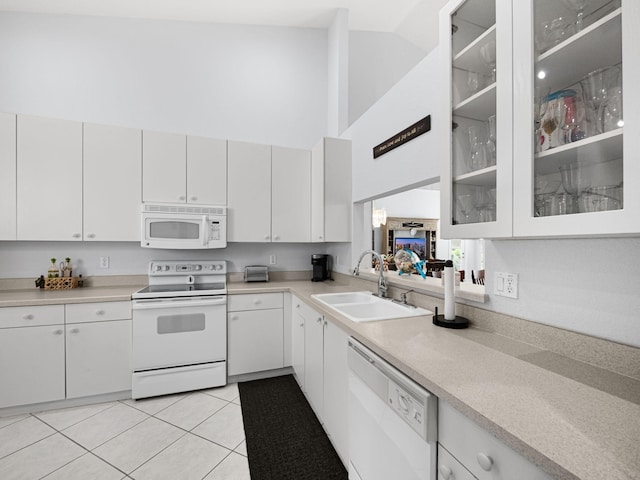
[0,383,250,480]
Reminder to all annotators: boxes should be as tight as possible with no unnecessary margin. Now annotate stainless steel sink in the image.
[311,291,431,323]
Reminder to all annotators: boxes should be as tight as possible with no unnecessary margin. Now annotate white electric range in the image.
[131,260,227,399]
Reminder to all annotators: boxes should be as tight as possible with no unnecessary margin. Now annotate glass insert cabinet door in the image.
[440,0,513,239]
[512,0,640,236]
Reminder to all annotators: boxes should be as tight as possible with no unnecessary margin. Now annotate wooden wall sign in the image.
[373,115,431,159]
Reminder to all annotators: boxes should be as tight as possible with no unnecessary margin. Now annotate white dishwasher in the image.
[348,338,437,480]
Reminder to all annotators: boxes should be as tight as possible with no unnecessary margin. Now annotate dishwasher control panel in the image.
[388,380,428,440]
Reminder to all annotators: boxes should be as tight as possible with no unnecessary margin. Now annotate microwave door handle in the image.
[202,216,209,246]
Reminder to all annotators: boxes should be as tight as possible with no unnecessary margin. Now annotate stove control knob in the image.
[207,265,215,270]
[164,265,170,271]
[215,264,223,271]
[194,265,202,271]
[155,265,162,272]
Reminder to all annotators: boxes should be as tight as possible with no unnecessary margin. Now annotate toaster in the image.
[244,265,269,282]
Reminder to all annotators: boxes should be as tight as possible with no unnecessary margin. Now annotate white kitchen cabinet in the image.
[295,296,349,464]
[438,401,552,480]
[311,137,352,242]
[83,123,141,241]
[186,136,227,205]
[441,0,640,239]
[439,0,513,239]
[322,316,350,464]
[438,445,478,480]
[66,319,132,399]
[227,140,272,242]
[272,145,311,242]
[143,131,227,205]
[142,130,187,204]
[0,305,66,408]
[291,295,307,389]
[0,112,16,240]
[303,303,325,418]
[227,293,284,376]
[512,0,640,236]
[17,115,83,241]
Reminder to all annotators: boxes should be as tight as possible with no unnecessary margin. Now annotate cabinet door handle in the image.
[318,235,323,240]
[22,314,34,320]
[476,452,494,471]
[53,329,63,335]
[317,317,322,323]
[295,304,300,308]
[178,195,186,201]
[264,235,270,240]
[273,235,280,241]
[87,233,96,239]
[230,315,239,321]
[70,328,80,334]
[299,323,304,327]
[253,299,261,305]
[72,233,81,238]
[190,196,197,201]
[95,310,105,316]
[438,465,453,479]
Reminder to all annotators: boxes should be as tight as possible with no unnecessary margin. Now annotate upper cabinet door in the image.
[440,0,513,239]
[272,146,311,242]
[0,113,16,240]
[84,123,141,241]
[186,136,227,205]
[513,0,640,236]
[17,115,82,241]
[142,130,186,204]
[227,140,272,242]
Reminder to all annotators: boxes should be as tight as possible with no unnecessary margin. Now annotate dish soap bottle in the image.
[47,258,59,278]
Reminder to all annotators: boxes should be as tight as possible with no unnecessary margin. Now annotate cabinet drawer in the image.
[228,293,283,312]
[438,445,477,480]
[439,402,552,480]
[0,305,64,328]
[65,301,131,324]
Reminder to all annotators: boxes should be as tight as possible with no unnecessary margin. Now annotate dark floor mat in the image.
[238,374,348,480]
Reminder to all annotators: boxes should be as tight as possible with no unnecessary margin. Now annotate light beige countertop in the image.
[1,275,639,479]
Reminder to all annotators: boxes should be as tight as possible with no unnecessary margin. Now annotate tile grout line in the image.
[34,401,119,433]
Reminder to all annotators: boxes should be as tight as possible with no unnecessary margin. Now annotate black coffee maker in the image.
[311,254,331,282]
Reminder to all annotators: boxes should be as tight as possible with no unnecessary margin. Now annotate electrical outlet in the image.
[336,255,340,265]
[269,255,277,265]
[494,272,518,299]
[99,256,110,269]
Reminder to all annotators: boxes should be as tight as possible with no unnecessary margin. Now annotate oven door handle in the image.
[132,297,226,310]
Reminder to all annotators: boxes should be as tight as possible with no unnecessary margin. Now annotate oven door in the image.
[132,295,226,371]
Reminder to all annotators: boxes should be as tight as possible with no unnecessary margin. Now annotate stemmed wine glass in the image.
[561,0,590,32]
[480,41,497,82]
[456,194,475,224]
[485,115,497,166]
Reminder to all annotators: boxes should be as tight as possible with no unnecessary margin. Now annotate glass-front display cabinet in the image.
[439,0,514,239]
[512,0,640,236]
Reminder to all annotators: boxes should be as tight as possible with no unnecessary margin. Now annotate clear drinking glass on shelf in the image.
[467,126,488,172]
[560,93,586,143]
[559,162,591,196]
[485,115,497,166]
[456,194,475,224]
[561,0,590,32]
[580,66,619,136]
[480,41,497,82]
[601,89,623,132]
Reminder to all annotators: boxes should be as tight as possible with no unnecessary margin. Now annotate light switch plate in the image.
[494,272,518,298]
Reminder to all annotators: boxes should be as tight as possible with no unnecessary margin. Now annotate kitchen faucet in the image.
[353,250,388,298]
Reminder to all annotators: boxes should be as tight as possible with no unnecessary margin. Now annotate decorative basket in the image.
[44,276,79,290]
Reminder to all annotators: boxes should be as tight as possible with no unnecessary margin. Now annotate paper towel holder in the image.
[432,306,469,329]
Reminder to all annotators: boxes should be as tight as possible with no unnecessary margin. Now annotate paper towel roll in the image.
[443,266,455,320]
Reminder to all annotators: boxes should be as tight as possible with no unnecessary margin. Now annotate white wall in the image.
[344,49,442,203]
[0,12,328,149]
[0,241,327,278]
[374,189,440,218]
[349,31,427,126]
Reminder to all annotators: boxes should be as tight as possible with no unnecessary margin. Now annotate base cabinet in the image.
[438,401,552,480]
[66,319,132,399]
[0,302,132,410]
[0,324,65,409]
[293,296,349,465]
[228,293,284,376]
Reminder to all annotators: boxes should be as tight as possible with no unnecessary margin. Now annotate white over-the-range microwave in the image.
[141,203,227,249]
